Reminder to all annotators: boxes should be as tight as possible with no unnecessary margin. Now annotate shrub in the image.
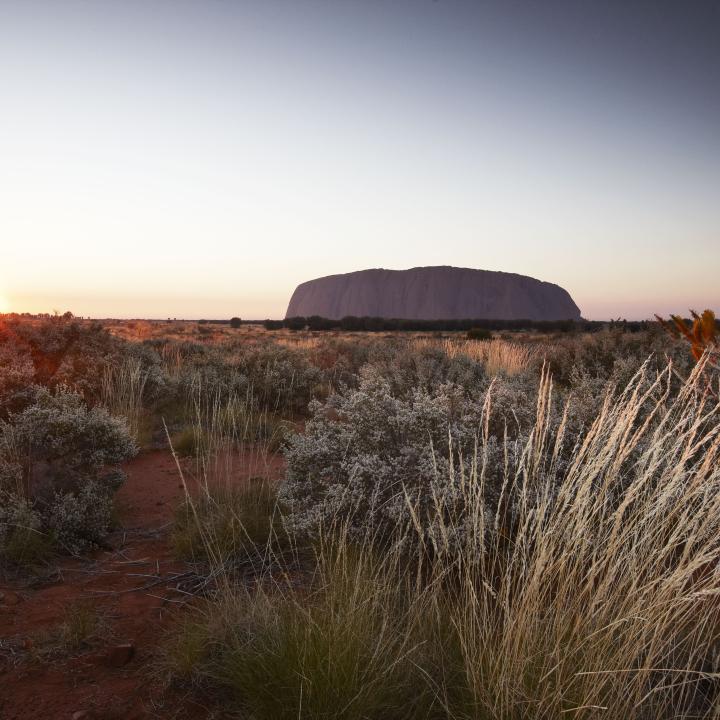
[280,354,695,552]
[5,386,137,488]
[0,457,22,495]
[229,317,242,329]
[47,481,115,554]
[364,340,489,397]
[466,327,492,341]
[280,371,518,546]
[121,341,172,406]
[0,316,126,404]
[543,327,690,387]
[0,386,137,556]
[0,342,36,418]
[235,345,324,414]
[172,343,323,416]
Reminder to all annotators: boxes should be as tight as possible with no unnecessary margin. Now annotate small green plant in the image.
[55,602,106,651]
[160,614,211,686]
[37,601,108,657]
[172,477,286,565]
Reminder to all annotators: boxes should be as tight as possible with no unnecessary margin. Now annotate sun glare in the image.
[0,295,10,314]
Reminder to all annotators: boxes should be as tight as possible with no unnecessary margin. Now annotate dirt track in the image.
[0,449,283,720]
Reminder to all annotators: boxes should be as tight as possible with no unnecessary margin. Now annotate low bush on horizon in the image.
[466,327,493,341]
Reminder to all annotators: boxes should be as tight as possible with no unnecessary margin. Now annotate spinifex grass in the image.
[101,355,149,441]
[172,476,285,565]
[167,373,291,571]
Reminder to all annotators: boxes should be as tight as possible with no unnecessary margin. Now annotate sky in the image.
[0,0,718,320]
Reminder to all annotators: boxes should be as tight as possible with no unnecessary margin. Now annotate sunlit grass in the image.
[163,357,720,719]
[412,336,546,375]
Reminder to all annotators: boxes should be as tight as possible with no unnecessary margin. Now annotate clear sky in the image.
[1,0,718,320]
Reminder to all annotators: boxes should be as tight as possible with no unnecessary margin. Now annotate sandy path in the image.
[0,449,284,720]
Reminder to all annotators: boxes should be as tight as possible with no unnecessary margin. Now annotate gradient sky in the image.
[1,0,718,320]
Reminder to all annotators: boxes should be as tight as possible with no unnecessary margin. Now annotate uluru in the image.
[285,266,582,321]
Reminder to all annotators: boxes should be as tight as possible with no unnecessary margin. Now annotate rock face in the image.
[286,266,581,321]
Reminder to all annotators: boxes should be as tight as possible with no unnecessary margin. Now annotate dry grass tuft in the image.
[412,336,546,375]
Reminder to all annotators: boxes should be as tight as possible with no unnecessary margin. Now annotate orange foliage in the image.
[655,309,717,362]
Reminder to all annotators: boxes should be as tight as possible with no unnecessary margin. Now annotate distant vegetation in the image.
[267,315,650,333]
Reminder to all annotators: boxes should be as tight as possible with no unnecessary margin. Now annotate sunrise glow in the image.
[2,5,720,717]
[1,2,718,319]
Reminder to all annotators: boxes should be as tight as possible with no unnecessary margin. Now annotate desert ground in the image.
[1,314,719,719]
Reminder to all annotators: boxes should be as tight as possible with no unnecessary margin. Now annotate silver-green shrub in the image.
[5,386,137,485]
[165,340,324,414]
[47,481,115,554]
[0,342,36,418]
[280,357,680,550]
[0,386,137,556]
[365,341,488,397]
[280,369,530,548]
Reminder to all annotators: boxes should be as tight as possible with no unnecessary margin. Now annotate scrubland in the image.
[1,314,719,719]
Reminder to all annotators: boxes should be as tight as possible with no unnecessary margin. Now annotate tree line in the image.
[262,316,653,333]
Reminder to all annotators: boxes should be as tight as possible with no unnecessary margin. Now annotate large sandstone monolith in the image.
[285,266,581,321]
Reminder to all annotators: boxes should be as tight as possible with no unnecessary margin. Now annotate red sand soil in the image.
[0,449,285,720]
